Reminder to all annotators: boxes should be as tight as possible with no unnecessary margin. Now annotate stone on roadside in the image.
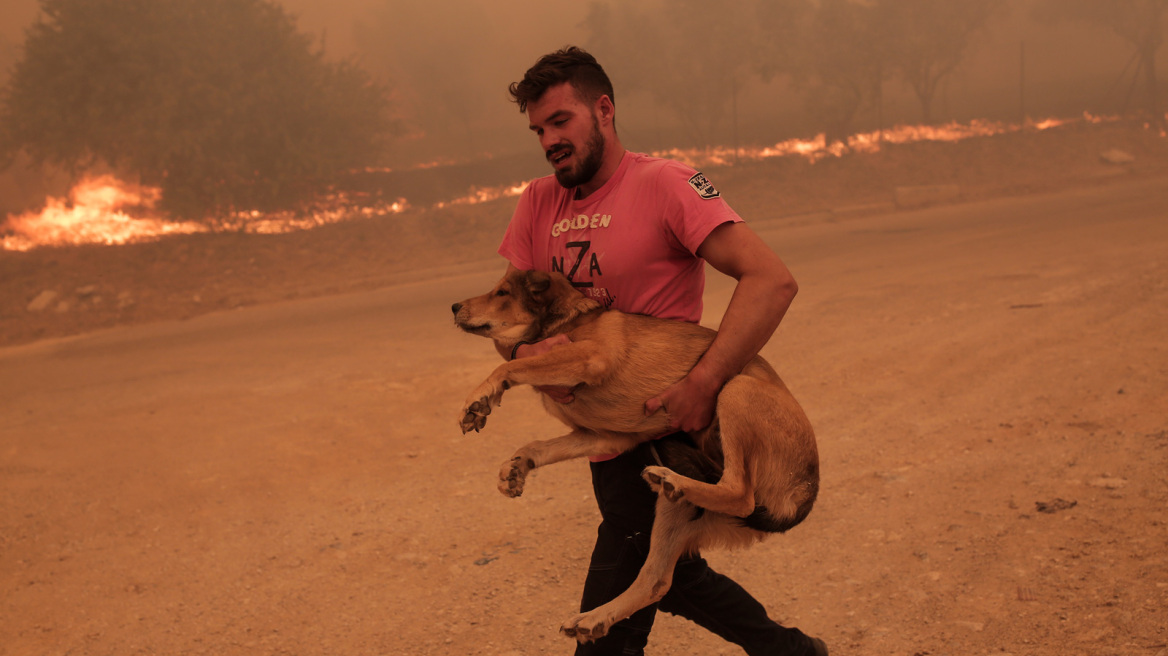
[1035,498,1077,513]
[1088,477,1127,489]
[27,290,59,313]
[1099,148,1135,165]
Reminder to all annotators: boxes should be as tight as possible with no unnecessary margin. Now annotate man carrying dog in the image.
[498,46,826,656]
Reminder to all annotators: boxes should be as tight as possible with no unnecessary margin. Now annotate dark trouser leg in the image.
[574,443,661,656]
[575,437,818,656]
[658,557,820,656]
[573,521,657,656]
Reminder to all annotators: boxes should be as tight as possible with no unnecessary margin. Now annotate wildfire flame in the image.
[209,193,409,235]
[652,112,1117,168]
[432,182,530,210]
[0,112,1153,252]
[0,175,206,252]
[0,177,409,252]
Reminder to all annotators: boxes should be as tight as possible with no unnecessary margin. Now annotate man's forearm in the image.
[690,270,797,388]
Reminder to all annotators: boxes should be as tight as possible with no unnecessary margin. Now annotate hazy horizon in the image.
[1,0,1162,169]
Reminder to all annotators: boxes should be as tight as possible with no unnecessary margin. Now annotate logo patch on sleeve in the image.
[687,172,721,199]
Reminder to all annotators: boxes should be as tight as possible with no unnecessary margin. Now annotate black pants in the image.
[575,436,817,656]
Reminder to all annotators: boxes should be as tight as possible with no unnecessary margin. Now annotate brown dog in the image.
[452,269,819,643]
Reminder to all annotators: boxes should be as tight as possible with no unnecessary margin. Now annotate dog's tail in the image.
[739,463,819,533]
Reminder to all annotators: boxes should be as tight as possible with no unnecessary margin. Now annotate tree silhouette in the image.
[1035,0,1167,128]
[354,1,499,161]
[878,0,1005,124]
[0,34,16,88]
[0,0,395,217]
[583,0,783,148]
[791,0,888,145]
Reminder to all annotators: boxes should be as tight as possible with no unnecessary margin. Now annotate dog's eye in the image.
[495,289,509,297]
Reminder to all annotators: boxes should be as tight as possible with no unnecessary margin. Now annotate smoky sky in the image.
[0,0,1161,168]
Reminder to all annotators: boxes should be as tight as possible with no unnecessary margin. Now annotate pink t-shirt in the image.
[499,151,742,323]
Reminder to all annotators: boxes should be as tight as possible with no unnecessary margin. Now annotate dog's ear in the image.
[519,270,601,337]
[525,270,552,299]
[544,271,602,323]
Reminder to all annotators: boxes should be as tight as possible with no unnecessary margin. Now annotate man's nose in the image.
[541,132,562,155]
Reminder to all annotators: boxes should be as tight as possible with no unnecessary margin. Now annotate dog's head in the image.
[452,269,600,344]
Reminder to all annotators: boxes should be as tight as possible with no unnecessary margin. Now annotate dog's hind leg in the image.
[499,430,643,497]
[641,376,770,518]
[559,496,697,643]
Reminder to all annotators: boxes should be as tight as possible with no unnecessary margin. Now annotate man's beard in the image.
[552,118,605,189]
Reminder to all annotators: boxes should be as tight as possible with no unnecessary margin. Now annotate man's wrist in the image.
[510,341,530,361]
[688,357,732,391]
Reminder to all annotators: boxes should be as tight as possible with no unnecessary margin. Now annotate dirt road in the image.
[2,177,1166,655]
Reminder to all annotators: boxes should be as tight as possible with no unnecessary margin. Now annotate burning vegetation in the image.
[0,0,395,220]
[1,112,1146,252]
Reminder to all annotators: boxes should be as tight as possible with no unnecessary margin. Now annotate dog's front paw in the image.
[458,397,491,433]
[560,609,613,643]
[458,381,506,434]
[642,466,685,502]
[498,455,534,497]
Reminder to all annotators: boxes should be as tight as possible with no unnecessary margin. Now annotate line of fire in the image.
[4,112,1162,253]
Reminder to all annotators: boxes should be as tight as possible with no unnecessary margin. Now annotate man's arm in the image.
[644,221,797,431]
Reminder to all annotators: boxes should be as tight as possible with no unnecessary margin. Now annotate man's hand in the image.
[643,368,723,432]
[514,334,575,404]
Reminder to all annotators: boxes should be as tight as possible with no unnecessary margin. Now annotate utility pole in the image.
[1019,41,1026,126]
[732,75,740,165]
[877,61,885,144]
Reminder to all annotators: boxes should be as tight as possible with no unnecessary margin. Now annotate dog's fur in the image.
[452,269,819,643]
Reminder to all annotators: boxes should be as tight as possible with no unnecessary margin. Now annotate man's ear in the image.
[595,94,615,127]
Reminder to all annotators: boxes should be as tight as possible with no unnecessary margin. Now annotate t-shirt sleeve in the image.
[497,184,537,270]
[656,163,743,255]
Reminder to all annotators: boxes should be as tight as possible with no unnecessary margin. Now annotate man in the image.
[498,46,826,656]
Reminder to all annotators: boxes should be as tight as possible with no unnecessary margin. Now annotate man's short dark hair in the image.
[508,46,615,113]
